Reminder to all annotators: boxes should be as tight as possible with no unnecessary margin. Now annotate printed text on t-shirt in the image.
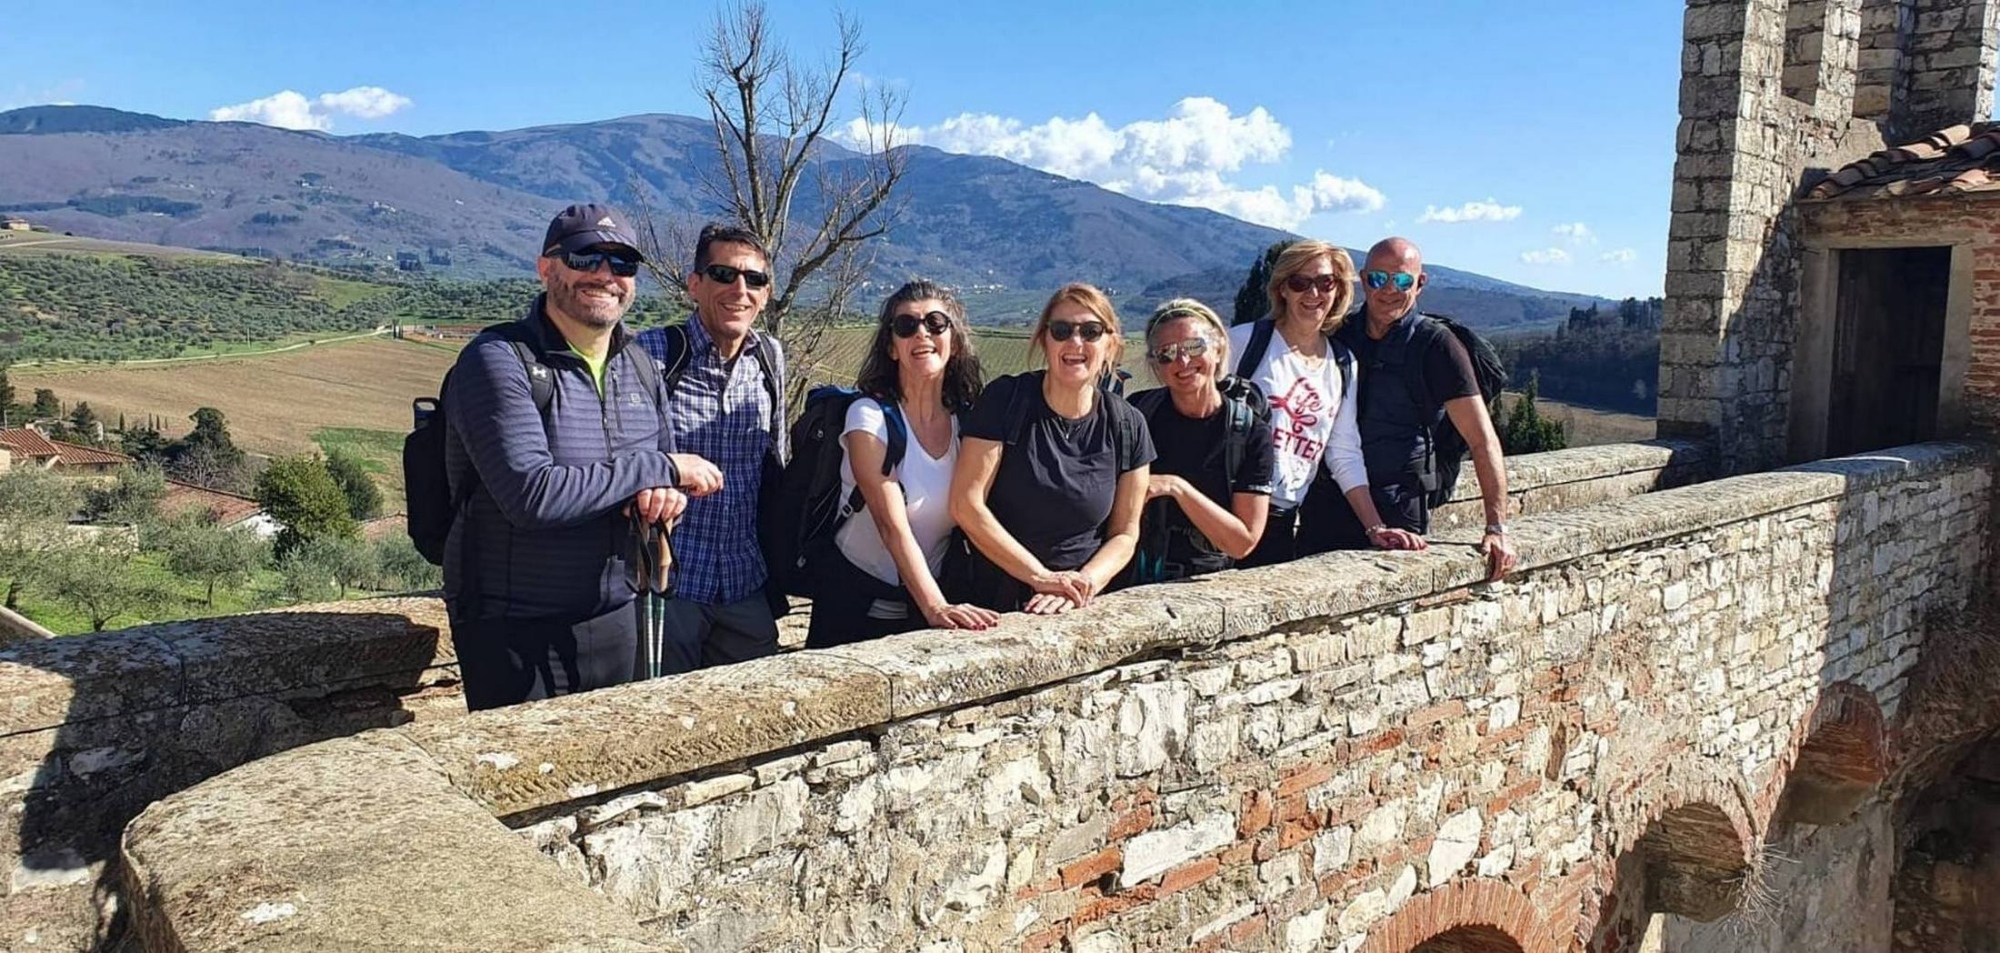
[1271,378,1327,461]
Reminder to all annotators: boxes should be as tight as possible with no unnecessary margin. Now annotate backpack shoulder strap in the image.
[482,321,554,413]
[748,331,788,461]
[1401,316,1455,418]
[656,324,692,391]
[874,396,907,477]
[1127,387,1169,419]
[1236,318,1275,380]
[1219,379,1256,482]
[1329,336,1356,403]
[620,341,664,410]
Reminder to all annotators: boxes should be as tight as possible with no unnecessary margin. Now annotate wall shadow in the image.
[3,610,451,951]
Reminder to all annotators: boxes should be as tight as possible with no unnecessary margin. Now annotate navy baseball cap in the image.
[541,203,644,260]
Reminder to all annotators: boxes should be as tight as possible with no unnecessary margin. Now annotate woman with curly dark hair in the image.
[805,280,1000,647]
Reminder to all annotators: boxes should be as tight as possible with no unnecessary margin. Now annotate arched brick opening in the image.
[1411,925,1526,953]
[1773,683,1890,826]
[1357,879,1561,953]
[1633,801,1751,921]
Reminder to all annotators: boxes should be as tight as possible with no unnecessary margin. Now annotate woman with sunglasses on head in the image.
[1123,299,1275,584]
[950,283,1156,614]
[806,280,1002,648]
[1227,240,1425,567]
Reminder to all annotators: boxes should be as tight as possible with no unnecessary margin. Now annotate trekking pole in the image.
[645,516,678,679]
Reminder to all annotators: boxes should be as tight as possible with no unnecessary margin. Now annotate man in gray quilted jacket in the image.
[442,204,721,710]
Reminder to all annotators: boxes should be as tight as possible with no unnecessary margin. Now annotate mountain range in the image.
[0,104,1610,326]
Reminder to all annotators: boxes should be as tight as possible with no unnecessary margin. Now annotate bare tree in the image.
[639,1,907,392]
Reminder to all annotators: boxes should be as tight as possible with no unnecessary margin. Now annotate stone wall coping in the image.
[393,440,1984,821]
[1441,438,1707,504]
[120,732,678,953]
[0,441,1702,745]
[0,596,455,740]
[116,439,1990,950]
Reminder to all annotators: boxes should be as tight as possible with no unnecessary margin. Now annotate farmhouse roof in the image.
[0,427,61,461]
[48,439,132,468]
[161,480,264,527]
[1807,122,2000,201]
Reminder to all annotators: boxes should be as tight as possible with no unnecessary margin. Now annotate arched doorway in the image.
[1411,924,1526,953]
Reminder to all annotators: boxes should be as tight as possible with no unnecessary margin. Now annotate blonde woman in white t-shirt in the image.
[1227,241,1426,567]
[804,280,1002,648]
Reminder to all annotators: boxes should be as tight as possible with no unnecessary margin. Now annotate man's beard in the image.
[549,277,630,328]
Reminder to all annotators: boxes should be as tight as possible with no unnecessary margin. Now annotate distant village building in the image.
[160,480,282,539]
[395,251,424,273]
[1,216,30,232]
[0,427,133,474]
[0,427,63,470]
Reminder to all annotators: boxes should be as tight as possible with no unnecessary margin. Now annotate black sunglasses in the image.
[892,311,953,338]
[557,248,642,278]
[1284,274,1339,294]
[1047,319,1108,343]
[700,262,773,288]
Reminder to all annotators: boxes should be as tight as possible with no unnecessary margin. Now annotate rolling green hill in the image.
[0,239,676,363]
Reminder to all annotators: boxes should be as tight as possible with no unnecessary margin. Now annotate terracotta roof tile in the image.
[1808,122,2000,202]
[0,427,61,460]
[161,480,264,527]
[48,440,132,467]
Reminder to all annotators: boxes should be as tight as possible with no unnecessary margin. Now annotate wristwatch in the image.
[1484,523,1509,536]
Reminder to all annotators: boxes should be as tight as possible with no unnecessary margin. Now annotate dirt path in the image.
[12,327,391,371]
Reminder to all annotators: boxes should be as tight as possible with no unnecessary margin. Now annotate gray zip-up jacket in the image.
[442,295,679,622]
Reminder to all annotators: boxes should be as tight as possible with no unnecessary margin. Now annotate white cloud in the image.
[1521,247,1571,265]
[210,85,412,131]
[1552,222,1596,244]
[1308,172,1387,214]
[1417,198,1523,224]
[314,86,412,119]
[1600,247,1638,264]
[840,97,1384,231]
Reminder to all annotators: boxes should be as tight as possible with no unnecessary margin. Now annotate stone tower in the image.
[1659,0,1999,473]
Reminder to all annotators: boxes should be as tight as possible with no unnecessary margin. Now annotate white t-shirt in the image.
[1227,322,1367,509]
[833,398,960,591]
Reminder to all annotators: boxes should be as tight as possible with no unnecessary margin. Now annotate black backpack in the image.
[763,386,908,598]
[1124,377,1268,584]
[402,321,660,566]
[1404,314,1506,507]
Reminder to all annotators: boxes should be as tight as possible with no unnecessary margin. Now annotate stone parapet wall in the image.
[0,598,462,950]
[0,441,1704,950]
[116,441,1993,952]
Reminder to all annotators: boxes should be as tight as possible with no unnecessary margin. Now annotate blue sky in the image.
[5,2,1709,297]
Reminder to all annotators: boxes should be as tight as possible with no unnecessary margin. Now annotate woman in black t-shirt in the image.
[950,283,1156,614]
[1126,299,1275,583]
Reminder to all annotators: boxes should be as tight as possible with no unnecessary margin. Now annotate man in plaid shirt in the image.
[635,224,789,670]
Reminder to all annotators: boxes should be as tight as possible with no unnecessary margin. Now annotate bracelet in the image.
[1365,524,1389,538]
[1484,523,1508,535]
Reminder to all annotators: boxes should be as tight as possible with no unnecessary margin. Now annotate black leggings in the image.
[805,547,924,648]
